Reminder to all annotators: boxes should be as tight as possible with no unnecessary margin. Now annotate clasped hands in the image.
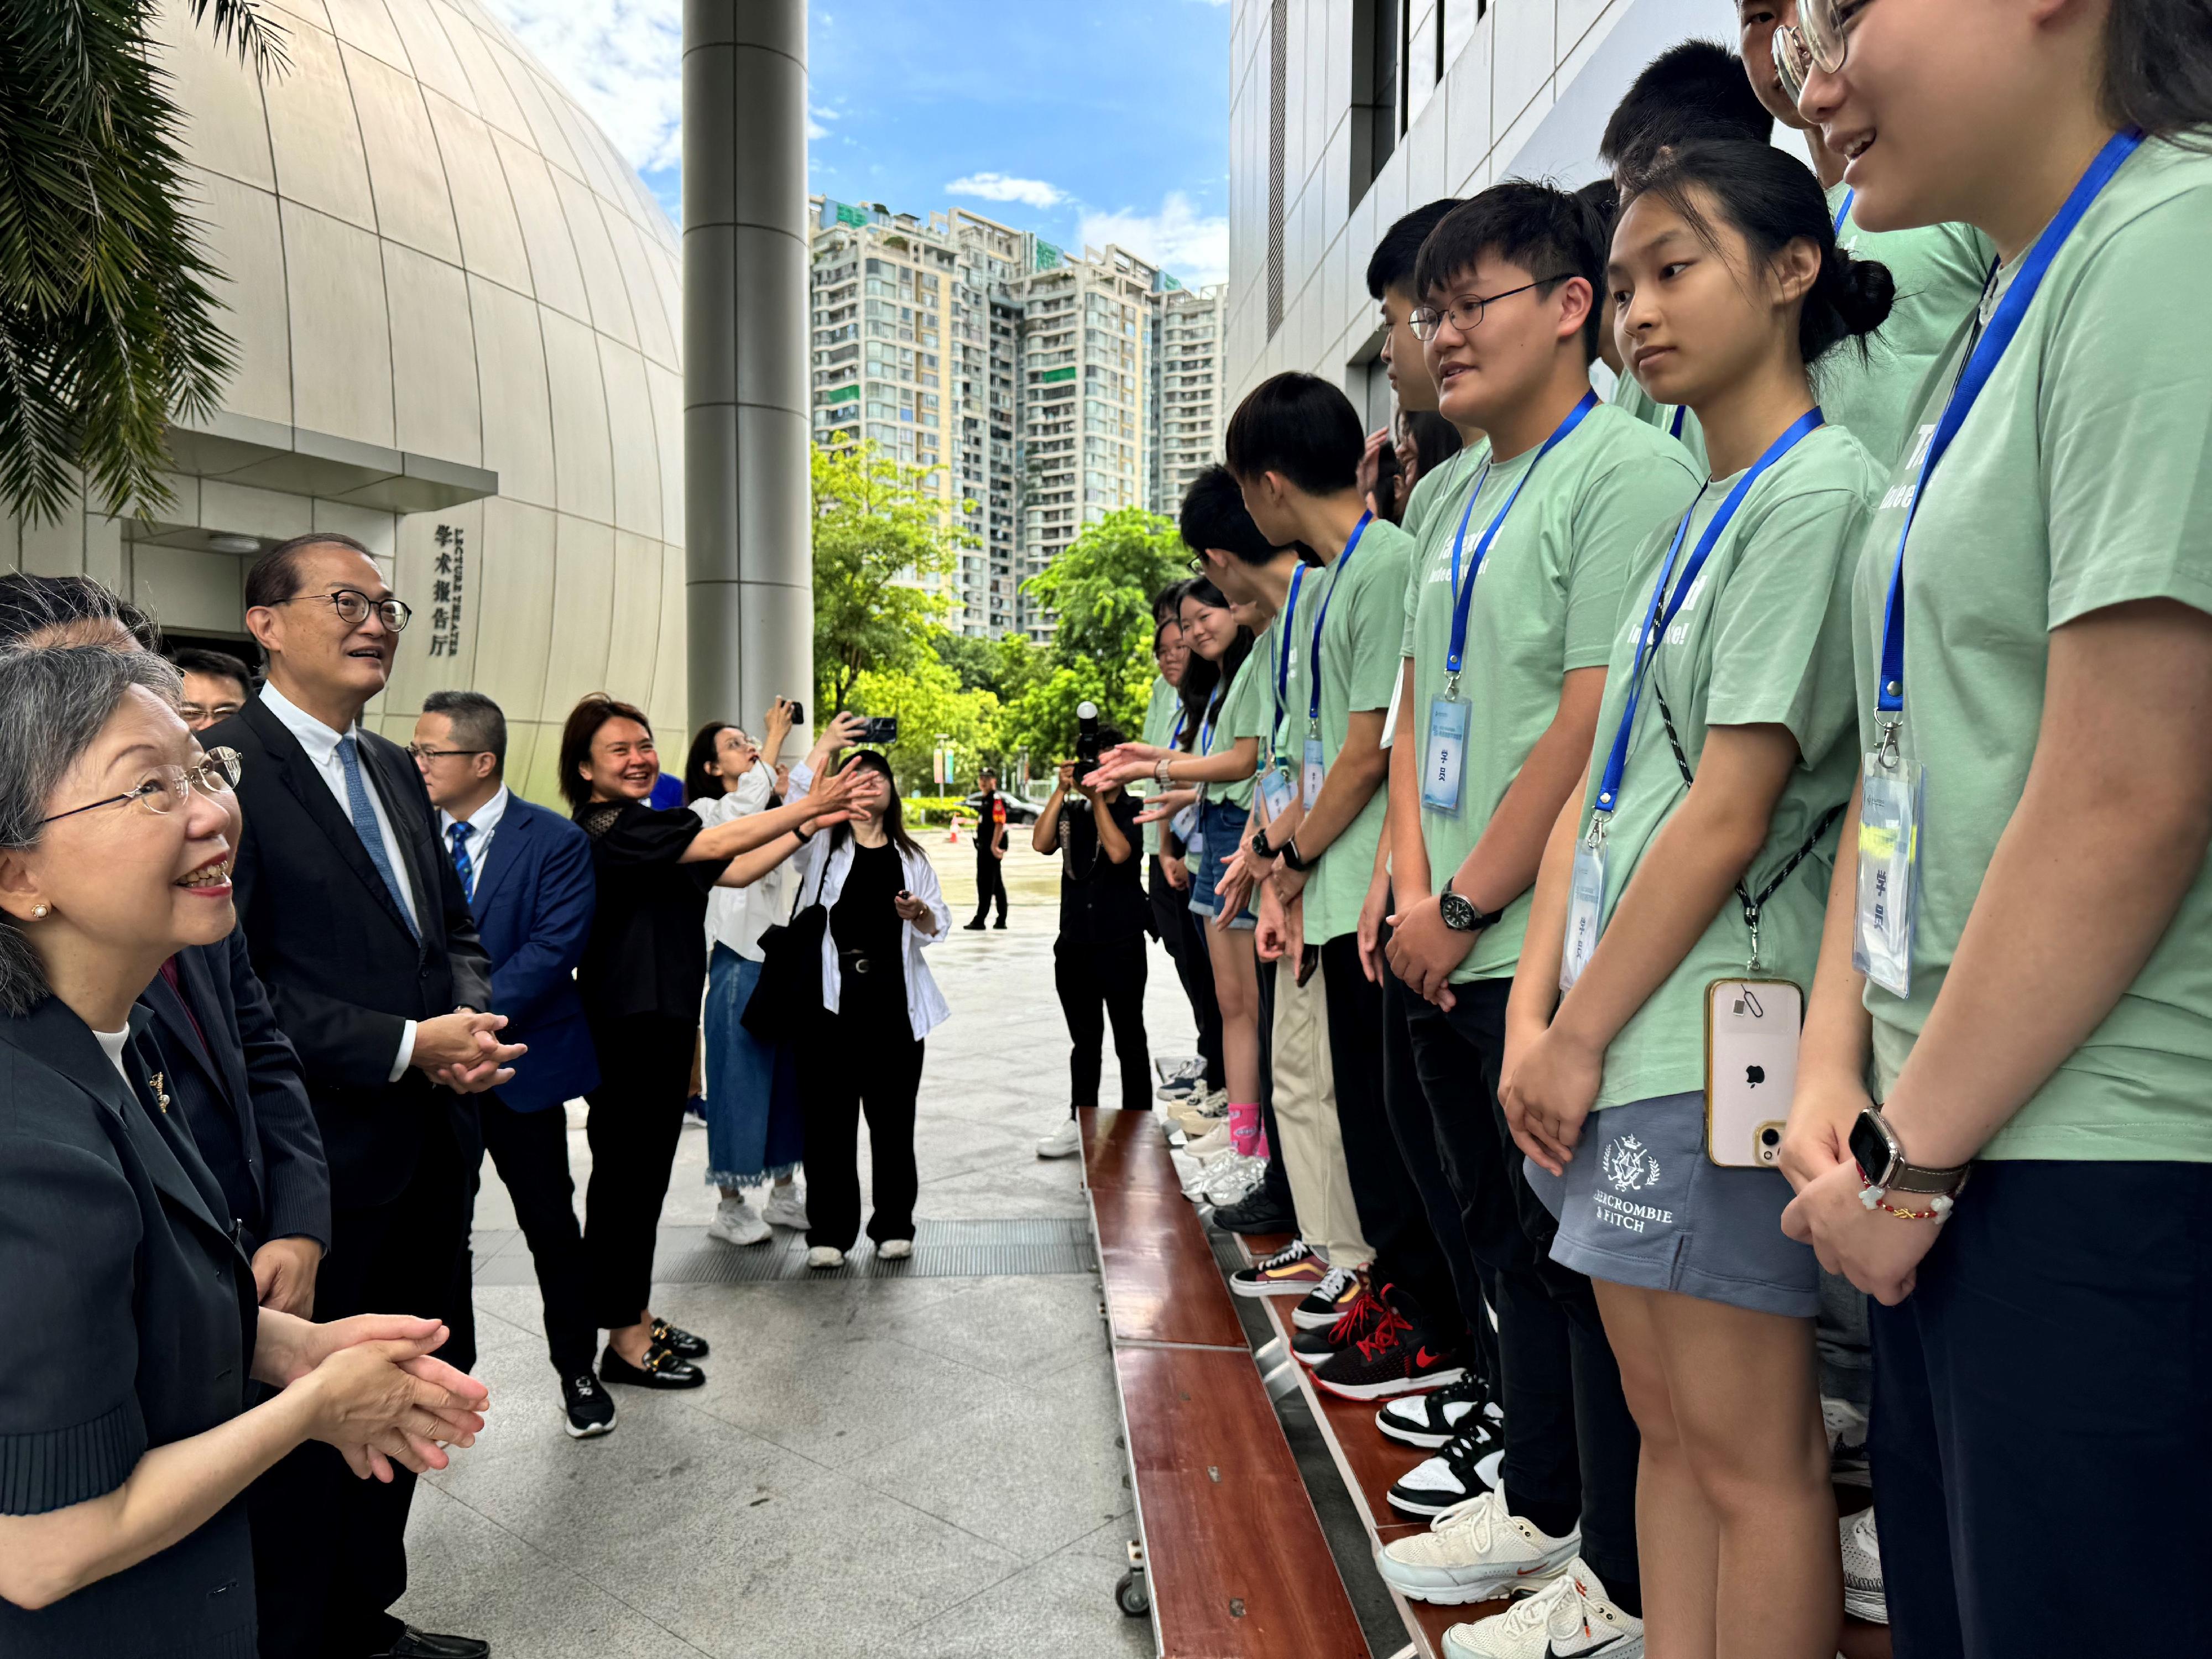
[255,1311,491,1484]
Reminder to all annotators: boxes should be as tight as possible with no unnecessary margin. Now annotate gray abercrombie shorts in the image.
[1526,1090,1819,1319]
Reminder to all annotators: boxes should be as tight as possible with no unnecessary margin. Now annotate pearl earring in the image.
[29,904,48,919]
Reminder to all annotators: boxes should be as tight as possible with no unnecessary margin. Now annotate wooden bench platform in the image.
[1080,1108,1369,1658]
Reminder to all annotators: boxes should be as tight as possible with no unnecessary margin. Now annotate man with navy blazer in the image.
[413,690,611,1440]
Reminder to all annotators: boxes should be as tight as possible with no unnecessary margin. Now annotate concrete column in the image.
[682,0,812,732]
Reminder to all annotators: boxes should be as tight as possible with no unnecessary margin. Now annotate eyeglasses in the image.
[40,747,243,827]
[269,589,413,632]
[405,744,489,761]
[179,701,244,724]
[1410,276,1577,342]
[1773,0,1864,104]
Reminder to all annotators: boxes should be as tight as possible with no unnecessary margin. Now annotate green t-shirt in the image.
[1404,401,1702,981]
[1580,423,1880,1108]
[1819,182,1995,474]
[1401,442,1485,549]
[1607,364,1708,473]
[1201,632,1266,814]
[1139,674,1180,854]
[1285,518,1416,944]
[1847,137,2212,1162]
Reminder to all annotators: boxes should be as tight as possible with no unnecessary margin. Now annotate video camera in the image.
[1075,700,1101,767]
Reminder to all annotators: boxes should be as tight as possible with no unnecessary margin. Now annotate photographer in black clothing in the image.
[1034,732,1150,1159]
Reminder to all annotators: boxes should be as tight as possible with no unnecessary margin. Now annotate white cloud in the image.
[479,0,684,173]
[1079,191,1228,287]
[946,171,1068,210]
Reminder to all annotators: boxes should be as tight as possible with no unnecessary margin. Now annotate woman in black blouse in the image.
[0,646,487,1657]
[557,696,862,1388]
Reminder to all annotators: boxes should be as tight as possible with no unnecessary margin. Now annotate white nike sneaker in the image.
[1375,1489,1579,1605]
[1840,1506,1887,1624]
[707,1194,770,1246]
[1036,1118,1081,1159]
[1442,1555,1644,1657]
[1183,1122,1233,1160]
[760,1183,809,1230]
[1200,1152,1267,1207]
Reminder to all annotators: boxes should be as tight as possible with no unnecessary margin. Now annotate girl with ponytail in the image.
[1497,139,1890,1657]
[1782,3,2212,1652]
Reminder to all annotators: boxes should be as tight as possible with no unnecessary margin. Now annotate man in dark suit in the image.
[411,688,611,1440]
[206,533,521,1659]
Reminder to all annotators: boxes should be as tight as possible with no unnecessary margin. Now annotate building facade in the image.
[0,0,690,804]
[1225,0,1714,418]
[1151,283,1227,517]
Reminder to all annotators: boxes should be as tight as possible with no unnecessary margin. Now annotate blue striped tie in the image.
[337,735,419,939]
[448,820,476,899]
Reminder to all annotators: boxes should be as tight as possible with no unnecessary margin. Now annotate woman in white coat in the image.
[722,742,950,1267]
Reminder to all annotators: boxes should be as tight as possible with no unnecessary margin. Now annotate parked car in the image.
[959,787,1041,825]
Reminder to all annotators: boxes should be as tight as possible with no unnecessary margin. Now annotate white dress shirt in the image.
[439,784,510,901]
[259,682,421,1079]
[692,763,791,962]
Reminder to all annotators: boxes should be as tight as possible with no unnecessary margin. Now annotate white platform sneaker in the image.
[1375,1489,1579,1605]
[1442,1555,1644,1657]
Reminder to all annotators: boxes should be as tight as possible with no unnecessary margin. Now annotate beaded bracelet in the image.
[1858,1183,1952,1223]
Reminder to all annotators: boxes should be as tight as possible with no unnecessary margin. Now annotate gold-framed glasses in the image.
[40,747,243,826]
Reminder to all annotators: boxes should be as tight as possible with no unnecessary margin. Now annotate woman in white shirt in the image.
[686,700,810,1246]
[721,738,950,1269]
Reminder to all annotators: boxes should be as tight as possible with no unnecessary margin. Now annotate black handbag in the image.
[742,854,829,1037]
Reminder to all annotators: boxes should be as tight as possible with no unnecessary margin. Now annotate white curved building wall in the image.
[1,0,690,804]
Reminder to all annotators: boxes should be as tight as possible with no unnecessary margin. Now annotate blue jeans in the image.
[702,944,804,1187]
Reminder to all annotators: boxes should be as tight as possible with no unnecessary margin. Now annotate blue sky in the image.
[481,0,1234,286]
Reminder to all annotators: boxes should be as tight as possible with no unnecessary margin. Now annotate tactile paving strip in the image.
[471,1217,1098,1285]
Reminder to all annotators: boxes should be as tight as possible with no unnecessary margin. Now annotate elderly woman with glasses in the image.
[0,647,490,1657]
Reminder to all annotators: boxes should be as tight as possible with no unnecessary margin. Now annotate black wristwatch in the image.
[1279,836,1313,873]
[1250,826,1275,860]
[1849,1107,1971,1201]
[1438,880,1505,933]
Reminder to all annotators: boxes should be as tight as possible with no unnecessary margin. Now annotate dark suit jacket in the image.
[138,928,331,1256]
[204,697,493,1210]
[0,999,260,1657]
[468,795,599,1113]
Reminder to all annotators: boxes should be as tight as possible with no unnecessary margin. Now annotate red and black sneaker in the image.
[1312,1291,1468,1401]
[1291,1274,1387,1367]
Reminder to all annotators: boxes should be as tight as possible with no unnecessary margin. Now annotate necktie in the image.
[337,735,419,939]
[448,820,476,899]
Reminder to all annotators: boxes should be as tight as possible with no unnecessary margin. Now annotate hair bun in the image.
[1833,250,1896,340]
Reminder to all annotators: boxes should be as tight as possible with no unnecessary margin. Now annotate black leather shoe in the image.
[1211,1191,1297,1235]
[599,1343,704,1389]
[649,1317,708,1359]
[374,1627,490,1658]
[962,919,985,930]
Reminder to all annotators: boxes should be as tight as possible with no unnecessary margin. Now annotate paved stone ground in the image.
[399,836,1186,1659]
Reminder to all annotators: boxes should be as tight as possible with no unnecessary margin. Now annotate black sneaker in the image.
[1290,1264,1363,1331]
[650,1317,708,1359]
[599,1343,705,1390]
[562,1372,617,1439]
[1312,1291,1467,1401]
[1386,1418,1504,1517]
[1292,1276,1388,1366]
[1210,1188,1296,1235]
[1376,1369,1499,1448]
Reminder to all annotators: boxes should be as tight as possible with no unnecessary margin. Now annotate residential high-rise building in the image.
[808,197,1220,638]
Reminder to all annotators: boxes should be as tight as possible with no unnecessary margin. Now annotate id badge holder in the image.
[1171,802,1200,847]
[1301,731,1326,810]
[1854,738,1923,999]
[1561,826,1609,992]
[1422,693,1470,816]
[1258,765,1295,823]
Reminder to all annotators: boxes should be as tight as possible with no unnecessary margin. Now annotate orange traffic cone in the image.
[947,817,961,845]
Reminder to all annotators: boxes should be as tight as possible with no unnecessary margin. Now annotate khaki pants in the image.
[1269,948,1371,1267]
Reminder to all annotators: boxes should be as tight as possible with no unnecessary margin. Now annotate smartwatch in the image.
[1438,880,1505,934]
[1249,827,1275,861]
[1279,836,1313,874]
[1849,1107,1971,1201]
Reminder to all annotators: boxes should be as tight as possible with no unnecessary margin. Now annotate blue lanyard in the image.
[1444,390,1598,684]
[1272,564,1307,743]
[1874,128,2141,720]
[1169,706,1188,748]
[1832,188,1855,236]
[1306,512,1371,728]
[1668,404,1687,440]
[1593,408,1827,815]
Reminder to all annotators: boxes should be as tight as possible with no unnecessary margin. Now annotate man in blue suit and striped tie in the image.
[413,690,612,1441]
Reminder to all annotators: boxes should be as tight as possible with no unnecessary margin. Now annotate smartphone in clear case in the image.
[1704,979,1802,1169]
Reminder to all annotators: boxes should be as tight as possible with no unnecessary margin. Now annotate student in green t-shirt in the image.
[1777,3,2212,1650]
[1500,143,1889,1659]
[1372,181,1698,1644]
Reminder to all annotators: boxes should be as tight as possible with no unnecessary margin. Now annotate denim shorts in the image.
[1183,799,1255,930]
[1528,1090,1818,1318]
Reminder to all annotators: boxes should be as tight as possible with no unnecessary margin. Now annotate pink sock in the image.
[1228,1102,1261,1156]
[1249,1125,1271,1161]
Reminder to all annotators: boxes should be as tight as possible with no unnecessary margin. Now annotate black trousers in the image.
[972,854,1008,925]
[1871,1160,2212,1659]
[1055,930,1151,1112]
[251,1108,476,1658]
[478,1093,597,1378]
[1379,936,1501,1389]
[1317,932,1468,1349]
[1255,955,1294,1212]
[582,1012,693,1331]
[1150,854,1225,1090]
[1404,981,1641,1598]
[799,989,925,1250]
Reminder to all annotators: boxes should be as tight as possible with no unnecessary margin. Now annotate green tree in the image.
[810,440,971,712]
[1,1,285,522]
[845,655,1000,795]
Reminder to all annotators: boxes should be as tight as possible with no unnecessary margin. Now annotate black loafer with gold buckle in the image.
[650,1317,708,1359]
[599,1342,705,1390]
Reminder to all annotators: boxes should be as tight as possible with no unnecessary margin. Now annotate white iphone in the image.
[1704,979,1802,1170]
